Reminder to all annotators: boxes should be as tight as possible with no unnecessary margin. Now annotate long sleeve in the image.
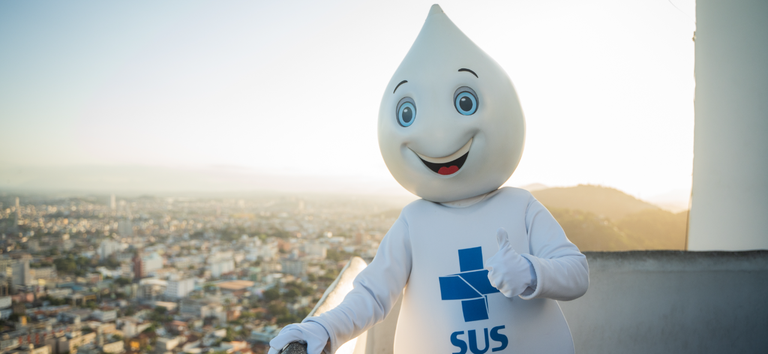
[518,198,589,301]
[306,215,412,353]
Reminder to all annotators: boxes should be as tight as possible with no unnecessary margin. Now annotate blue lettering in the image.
[468,328,489,354]
[490,326,508,352]
[451,331,467,354]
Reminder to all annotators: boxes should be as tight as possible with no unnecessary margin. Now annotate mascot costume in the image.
[270,5,589,354]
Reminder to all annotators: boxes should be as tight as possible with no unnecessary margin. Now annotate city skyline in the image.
[0,0,696,204]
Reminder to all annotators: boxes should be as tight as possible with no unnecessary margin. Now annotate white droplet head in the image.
[378,4,525,202]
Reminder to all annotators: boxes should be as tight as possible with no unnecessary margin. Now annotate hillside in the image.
[548,208,635,251]
[531,185,687,251]
[616,209,688,250]
[532,184,659,220]
[548,207,688,251]
[373,185,688,251]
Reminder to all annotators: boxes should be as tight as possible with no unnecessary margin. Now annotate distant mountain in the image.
[548,208,635,251]
[549,207,688,251]
[532,184,659,220]
[616,209,688,250]
[530,185,687,251]
[375,184,688,251]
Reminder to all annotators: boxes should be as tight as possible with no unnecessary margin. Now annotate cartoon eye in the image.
[454,87,478,115]
[396,97,417,127]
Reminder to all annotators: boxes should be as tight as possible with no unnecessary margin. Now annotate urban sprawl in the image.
[0,193,403,354]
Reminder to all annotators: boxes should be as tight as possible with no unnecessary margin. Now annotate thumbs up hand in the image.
[485,228,536,298]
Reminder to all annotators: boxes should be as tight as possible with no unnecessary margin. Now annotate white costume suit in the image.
[270,5,590,354]
[309,187,589,353]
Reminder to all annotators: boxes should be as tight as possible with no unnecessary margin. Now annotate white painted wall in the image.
[361,252,768,354]
[559,252,768,353]
[688,0,768,251]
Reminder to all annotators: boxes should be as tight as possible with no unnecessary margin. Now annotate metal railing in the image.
[280,342,310,354]
[278,257,369,354]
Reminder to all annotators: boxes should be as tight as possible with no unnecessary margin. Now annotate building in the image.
[119,263,133,280]
[259,241,279,261]
[31,267,57,282]
[155,337,180,352]
[117,219,133,237]
[200,304,227,324]
[180,299,205,317]
[304,241,327,260]
[101,339,124,354]
[209,260,234,278]
[141,253,163,276]
[133,252,162,280]
[0,296,11,309]
[98,240,122,259]
[91,310,117,322]
[11,344,49,354]
[12,257,33,287]
[133,254,143,280]
[0,256,14,278]
[216,280,254,298]
[138,279,166,300]
[280,257,305,277]
[0,279,9,297]
[62,331,96,353]
[14,197,20,227]
[164,278,195,299]
[47,288,72,299]
[118,317,151,338]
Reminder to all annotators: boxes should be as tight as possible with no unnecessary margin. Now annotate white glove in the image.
[485,228,536,298]
[268,321,329,354]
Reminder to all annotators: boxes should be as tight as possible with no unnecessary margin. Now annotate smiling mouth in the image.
[412,138,473,176]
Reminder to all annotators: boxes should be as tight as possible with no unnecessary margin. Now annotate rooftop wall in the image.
[362,251,768,354]
[283,251,768,353]
[561,251,768,353]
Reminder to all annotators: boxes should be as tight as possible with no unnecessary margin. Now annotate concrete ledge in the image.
[561,251,768,354]
[583,250,768,272]
[287,251,768,354]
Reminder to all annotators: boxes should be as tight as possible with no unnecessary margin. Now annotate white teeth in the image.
[412,138,473,164]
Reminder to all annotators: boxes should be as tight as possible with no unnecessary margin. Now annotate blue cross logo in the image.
[439,247,500,322]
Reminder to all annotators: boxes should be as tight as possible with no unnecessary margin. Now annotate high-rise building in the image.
[11,257,33,287]
[132,253,143,280]
[0,256,13,278]
[110,194,116,211]
[14,197,20,227]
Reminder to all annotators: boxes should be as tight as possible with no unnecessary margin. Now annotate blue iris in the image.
[455,90,478,115]
[397,98,416,127]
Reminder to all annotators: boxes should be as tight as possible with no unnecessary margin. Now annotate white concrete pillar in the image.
[688,0,768,250]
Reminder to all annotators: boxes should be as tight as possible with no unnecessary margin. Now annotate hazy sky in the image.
[0,0,695,201]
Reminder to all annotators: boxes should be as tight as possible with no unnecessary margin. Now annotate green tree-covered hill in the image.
[532,184,659,220]
[534,185,688,251]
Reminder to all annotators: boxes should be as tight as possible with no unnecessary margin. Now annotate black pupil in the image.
[402,107,412,123]
[460,96,473,111]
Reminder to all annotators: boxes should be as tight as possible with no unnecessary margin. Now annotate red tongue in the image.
[438,165,459,175]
